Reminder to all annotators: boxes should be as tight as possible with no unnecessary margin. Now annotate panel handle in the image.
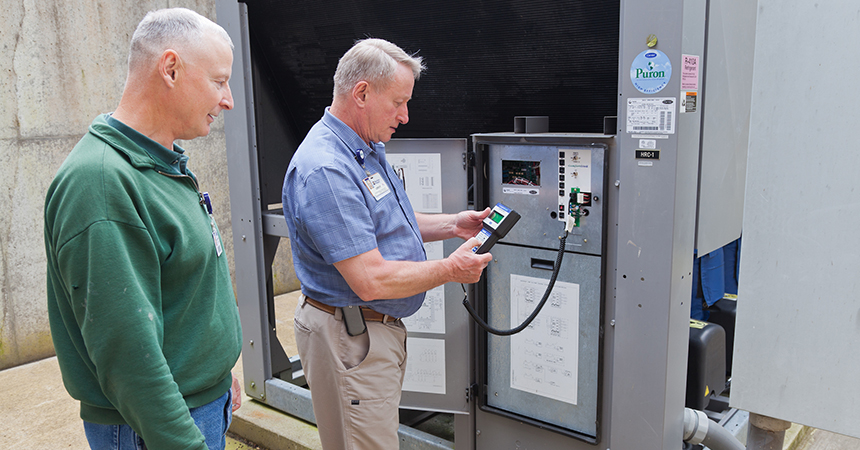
[531,258,555,271]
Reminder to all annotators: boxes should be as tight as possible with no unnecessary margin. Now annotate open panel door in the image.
[385,138,472,414]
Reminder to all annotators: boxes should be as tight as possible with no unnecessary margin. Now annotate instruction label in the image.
[681,54,700,90]
[681,91,698,113]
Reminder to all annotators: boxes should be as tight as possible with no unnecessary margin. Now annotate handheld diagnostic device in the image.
[472,203,521,254]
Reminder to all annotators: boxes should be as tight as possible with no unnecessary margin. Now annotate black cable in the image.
[462,231,569,336]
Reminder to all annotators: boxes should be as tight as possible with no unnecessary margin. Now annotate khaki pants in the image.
[294,296,407,450]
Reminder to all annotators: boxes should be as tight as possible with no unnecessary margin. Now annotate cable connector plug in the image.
[564,214,576,233]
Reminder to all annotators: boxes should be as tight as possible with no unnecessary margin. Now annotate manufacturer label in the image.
[630,49,672,94]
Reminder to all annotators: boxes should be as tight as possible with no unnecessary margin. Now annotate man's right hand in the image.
[447,238,493,284]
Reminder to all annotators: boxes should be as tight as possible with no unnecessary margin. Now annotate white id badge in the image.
[363,172,391,201]
[210,217,223,257]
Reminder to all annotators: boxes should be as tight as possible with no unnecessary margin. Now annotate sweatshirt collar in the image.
[105,114,189,176]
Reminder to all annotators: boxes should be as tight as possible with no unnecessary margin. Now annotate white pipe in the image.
[683,408,745,450]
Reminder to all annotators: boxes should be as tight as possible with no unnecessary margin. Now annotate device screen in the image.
[489,210,504,224]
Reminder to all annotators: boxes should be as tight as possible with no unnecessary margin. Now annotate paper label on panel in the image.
[509,274,580,405]
[402,241,446,334]
[402,337,446,394]
[626,97,676,134]
[681,54,700,90]
[388,153,443,213]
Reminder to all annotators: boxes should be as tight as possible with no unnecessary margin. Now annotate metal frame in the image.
[218,0,752,448]
[471,134,611,446]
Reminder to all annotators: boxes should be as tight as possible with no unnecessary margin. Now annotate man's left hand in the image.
[452,208,491,240]
[231,374,242,412]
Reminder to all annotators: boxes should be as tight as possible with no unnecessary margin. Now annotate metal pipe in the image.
[683,408,745,450]
[746,413,792,450]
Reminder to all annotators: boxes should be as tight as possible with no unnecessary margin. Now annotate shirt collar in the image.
[321,107,386,159]
[106,114,189,176]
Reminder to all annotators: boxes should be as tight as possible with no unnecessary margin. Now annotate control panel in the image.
[482,142,606,256]
[557,149,595,229]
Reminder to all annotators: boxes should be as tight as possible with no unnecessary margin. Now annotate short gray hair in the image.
[128,7,233,72]
[333,38,425,99]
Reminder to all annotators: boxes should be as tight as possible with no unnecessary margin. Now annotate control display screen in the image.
[502,160,541,186]
[489,210,505,224]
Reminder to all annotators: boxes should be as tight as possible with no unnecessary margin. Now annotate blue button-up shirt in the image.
[282,108,427,317]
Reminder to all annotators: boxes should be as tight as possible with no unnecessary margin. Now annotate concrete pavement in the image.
[0,354,298,449]
[2,290,857,450]
[0,291,316,450]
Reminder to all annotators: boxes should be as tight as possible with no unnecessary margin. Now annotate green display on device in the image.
[472,203,520,254]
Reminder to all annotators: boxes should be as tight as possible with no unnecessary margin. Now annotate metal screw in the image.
[610,319,616,327]
[260,393,265,399]
[476,430,482,436]
[583,239,588,243]
[242,235,246,241]
[614,180,620,187]
[249,340,254,346]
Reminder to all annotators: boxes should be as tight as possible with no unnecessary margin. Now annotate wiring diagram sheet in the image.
[402,241,446,334]
[389,153,443,213]
[402,337,446,395]
[509,274,580,405]
[391,151,448,394]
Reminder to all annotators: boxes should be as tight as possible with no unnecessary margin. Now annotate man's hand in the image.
[231,374,242,412]
[451,208,491,241]
[446,238,493,284]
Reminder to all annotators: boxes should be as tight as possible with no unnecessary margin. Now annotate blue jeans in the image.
[83,389,232,449]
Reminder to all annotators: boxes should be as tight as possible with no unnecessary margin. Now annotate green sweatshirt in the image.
[44,114,242,449]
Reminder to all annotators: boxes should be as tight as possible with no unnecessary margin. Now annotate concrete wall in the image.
[0,0,298,370]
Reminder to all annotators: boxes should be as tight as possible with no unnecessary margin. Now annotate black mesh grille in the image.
[245,0,619,138]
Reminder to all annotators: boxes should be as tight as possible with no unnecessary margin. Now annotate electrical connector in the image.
[565,214,576,233]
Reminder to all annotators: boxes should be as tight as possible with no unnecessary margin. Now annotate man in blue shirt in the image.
[282,38,492,449]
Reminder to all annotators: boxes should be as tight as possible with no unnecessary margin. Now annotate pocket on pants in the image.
[224,387,233,434]
[340,323,406,448]
[345,395,401,449]
[340,321,406,403]
[337,321,370,371]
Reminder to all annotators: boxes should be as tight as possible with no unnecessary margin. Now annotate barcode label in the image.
[626,97,676,134]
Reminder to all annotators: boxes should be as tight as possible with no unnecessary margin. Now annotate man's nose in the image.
[221,83,234,110]
[397,103,409,125]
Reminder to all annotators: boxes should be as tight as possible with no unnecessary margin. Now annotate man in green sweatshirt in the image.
[43,8,242,449]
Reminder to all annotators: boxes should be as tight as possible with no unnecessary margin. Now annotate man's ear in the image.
[159,49,181,87]
[353,81,369,108]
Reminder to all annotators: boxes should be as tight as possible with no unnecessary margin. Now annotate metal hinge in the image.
[466,383,478,403]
